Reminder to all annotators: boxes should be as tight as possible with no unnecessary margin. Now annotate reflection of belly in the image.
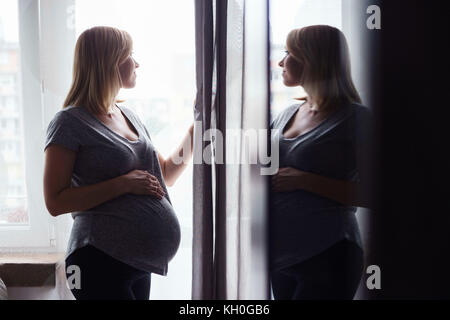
[87,195,181,264]
[269,191,357,257]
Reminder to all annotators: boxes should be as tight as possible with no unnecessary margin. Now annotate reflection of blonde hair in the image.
[63,26,133,114]
[287,25,361,111]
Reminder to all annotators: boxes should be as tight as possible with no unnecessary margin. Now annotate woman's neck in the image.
[305,96,320,113]
[94,104,117,118]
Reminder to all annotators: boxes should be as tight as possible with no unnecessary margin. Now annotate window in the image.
[74,0,194,299]
[0,0,51,248]
[0,0,28,226]
[0,52,10,65]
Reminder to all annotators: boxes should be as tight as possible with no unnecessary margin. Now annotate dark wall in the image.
[368,0,450,299]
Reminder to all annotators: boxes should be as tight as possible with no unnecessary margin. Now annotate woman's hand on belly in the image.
[272,167,368,208]
[120,169,165,199]
[271,167,304,193]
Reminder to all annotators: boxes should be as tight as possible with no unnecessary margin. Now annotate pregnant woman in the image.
[270,25,373,300]
[43,26,193,300]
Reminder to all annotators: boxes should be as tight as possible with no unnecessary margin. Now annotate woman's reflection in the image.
[270,25,372,300]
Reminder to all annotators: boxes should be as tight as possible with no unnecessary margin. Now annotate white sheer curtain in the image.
[224,0,270,299]
[41,0,76,300]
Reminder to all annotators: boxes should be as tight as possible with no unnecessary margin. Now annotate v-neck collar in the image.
[280,102,347,141]
[81,104,141,144]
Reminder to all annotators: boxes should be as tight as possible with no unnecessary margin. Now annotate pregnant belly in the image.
[86,194,181,265]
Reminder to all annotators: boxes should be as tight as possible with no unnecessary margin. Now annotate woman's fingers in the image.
[271,174,283,192]
[157,189,165,199]
[143,172,161,186]
[151,178,162,190]
[146,172,160,184]
[138,171,164,198]
[125,170,166,198]
[149,181,165,199]
[154,188,165,199]
[147,186,163,199]
[272,175,280,185]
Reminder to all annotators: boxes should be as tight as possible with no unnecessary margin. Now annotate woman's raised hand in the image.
[121,169,165,199]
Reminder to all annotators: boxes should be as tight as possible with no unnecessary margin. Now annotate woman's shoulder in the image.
[50,106,82,124]
[341,102,371,125]
[346,102,374,140]
[348,103,373,126]
[48,106,96,133]
[349,102,372,117]
[45,106,85,152]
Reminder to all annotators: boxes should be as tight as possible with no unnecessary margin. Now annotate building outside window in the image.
[0,0,28,226]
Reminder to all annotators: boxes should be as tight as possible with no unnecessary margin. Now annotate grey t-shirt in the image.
[44,105,181,275]
[270,102,372,272]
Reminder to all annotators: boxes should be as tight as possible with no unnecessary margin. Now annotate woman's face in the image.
[119,52,140,88]
[278,50,303,87]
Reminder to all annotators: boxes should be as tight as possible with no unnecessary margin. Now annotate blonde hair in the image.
[63,26,133,114]
[287,25,361,111]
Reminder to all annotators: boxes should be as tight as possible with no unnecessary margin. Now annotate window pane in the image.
[74,0,194,299]
[0,0,29,225]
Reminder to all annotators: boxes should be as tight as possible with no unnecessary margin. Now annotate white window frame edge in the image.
[243,0,270,300]
[0,0,76,251]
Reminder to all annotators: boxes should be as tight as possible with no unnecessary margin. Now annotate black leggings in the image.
[65,245,151,300]
[271,240,364,300]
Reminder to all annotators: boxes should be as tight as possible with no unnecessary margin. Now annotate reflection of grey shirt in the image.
[45,105,181,275]
[270,102,372,272]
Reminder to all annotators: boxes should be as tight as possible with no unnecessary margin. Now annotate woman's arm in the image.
[272,167,371,208]
[157,123,194,187]
[44,145,165,217]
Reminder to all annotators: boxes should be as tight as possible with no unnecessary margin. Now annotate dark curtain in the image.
[192,0,228,300]
[192,0,214,300]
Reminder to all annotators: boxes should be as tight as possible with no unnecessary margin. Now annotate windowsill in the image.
[0,253,65,287]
